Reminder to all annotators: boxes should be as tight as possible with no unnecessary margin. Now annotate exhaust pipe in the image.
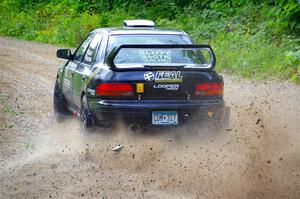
[128,123,142,133]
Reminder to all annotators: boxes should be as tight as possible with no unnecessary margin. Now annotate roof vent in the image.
[123,20,155,28]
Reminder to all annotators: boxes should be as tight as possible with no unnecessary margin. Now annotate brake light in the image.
[96,83,133,96]
[195,83,223,96]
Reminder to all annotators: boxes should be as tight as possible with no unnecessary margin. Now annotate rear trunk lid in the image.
[104,44,222,100]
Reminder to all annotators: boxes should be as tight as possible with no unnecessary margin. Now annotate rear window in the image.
[107,34,192,53]
[113,47,213,69]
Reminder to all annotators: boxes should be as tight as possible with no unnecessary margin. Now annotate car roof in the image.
[92,27,188,36]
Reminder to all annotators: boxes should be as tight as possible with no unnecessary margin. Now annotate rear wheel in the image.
[53,81,69,122]
[80,95,94,135]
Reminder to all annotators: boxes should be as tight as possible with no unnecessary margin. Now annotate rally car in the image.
[53,20,229,132]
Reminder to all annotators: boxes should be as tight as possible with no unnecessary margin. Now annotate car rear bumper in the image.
[88,98,225,125]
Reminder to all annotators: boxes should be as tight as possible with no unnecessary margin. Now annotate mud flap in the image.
[53,81,69,122]
[219,106,230,129]
[207,106,230,129]
[188,106,230,130]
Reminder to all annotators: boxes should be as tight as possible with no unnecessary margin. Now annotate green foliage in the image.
[0,0,299,82]
[25,142,35,150]
[284,48,300,82]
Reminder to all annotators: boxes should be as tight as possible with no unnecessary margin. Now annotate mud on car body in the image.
[53,20,229,131]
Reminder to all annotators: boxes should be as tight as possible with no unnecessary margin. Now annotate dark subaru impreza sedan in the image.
[54,20,229,132]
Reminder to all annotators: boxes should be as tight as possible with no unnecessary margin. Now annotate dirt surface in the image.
[0,37,299,199]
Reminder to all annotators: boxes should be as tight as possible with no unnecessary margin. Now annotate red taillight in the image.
[195,83,223,96]
[96,83,133,96]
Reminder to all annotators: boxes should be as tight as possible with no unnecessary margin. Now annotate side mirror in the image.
[56,49,72,60]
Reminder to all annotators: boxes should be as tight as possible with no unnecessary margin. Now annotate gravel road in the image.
[0,37,299,199]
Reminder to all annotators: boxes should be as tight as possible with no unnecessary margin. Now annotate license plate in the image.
[152,111,178,125]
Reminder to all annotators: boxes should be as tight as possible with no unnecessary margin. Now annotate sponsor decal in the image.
[155,71,183,82]
[64,78,71,88]
[84,49,93,63]
[139,49,171,63]
[136,83,144,93]
[153,84,179,91]
[87,88,95,95]
[144,71,155,82]
[144,71,183,82]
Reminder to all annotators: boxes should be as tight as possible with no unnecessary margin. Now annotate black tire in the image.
[53,80,69,122]
[80,95,94,135]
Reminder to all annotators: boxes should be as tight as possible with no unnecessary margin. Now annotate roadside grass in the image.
[1,94,23,117]
[2,106,19,116]
[212,33,300,81]
[0,91,7,102]
[0,91,14,143]
[25,142,35,151]
[0,91,23,132]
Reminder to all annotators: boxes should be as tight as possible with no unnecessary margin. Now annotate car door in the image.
[62,34,95,107]
[72,33,103,108]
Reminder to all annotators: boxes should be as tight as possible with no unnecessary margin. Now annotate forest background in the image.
[0,0,299,82]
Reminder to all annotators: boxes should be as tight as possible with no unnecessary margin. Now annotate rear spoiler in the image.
[105,44,216,70]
